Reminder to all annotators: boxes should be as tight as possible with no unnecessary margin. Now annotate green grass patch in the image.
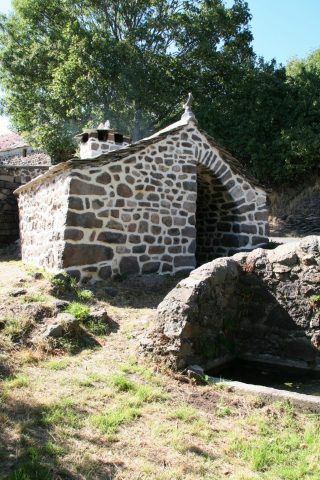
[85,318,109,336]
[91,405,141,435]
[41,398,81,429]
[6,446,52,480]
[42,441,66,457]
[2,317,31,339]
[46,358,70,371]
[110,373,136,392]
[231,412,320,479]
[65,302,90,322]
[77,373,109,387]
[3,374,29,391]
[77,289,94,303]
[168,405,200,423]
[134,385,167,404]
[216,404,232,417]
[22,294,48,303]
[50,273,78,297]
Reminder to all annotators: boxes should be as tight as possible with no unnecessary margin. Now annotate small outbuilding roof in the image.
[15,100,265,195]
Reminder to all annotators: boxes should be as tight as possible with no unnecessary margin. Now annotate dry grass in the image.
[0,261,319,480]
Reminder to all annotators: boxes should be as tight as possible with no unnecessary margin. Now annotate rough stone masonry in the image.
[141,237,320,372]
[15,98,269,282]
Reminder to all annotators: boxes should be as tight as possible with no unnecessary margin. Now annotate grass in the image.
[42,441,66,457]
[65,302,90,321]
[91,405,141,435]
[110,374,136,392]
[3,374,29,390]
[168,405,200,422]
[41,398,82,429]
[2,316,31,339]
[232,419,320,478]
[85,318,109,336]
[22,294,48,303]
[46,358,70,371]
[76,289,94,303]
[1,261,320,480]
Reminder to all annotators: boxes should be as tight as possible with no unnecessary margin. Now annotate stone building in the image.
[0,133,51,245]
[15,98,269,282]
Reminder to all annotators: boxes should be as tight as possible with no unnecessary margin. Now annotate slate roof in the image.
[15,119,265,195]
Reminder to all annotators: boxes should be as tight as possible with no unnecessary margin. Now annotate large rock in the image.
[141,236,320,371]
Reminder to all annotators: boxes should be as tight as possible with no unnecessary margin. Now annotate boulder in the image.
[141,236,320,371]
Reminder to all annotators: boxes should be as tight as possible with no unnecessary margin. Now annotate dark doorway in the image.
[195,164,238,265]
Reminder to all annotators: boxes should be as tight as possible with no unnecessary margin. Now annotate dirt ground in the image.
[0,260,319,480]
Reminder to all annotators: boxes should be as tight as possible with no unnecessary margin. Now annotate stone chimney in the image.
[75,121,131,159]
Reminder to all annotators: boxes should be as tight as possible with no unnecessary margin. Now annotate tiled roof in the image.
[0,133,28,152]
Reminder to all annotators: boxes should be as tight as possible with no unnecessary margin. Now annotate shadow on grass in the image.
[97,272,190,310]
[0,396,123,480]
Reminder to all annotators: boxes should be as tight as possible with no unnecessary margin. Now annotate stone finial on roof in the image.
[181,93,197,123]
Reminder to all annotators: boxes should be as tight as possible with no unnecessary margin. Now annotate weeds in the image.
[65,302,90,322]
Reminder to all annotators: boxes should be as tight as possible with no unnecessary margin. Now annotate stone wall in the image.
[0,165,49,245]
[141,237,320,371]
[16,121,269,281]
[18,171,70,268]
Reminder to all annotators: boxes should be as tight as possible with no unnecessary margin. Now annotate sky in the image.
[0,0,319,134]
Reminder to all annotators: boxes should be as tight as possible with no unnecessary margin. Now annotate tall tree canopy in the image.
[0,0,254,161]
[0,0,319,186]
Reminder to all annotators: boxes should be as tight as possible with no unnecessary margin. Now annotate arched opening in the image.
[196,164,246,265]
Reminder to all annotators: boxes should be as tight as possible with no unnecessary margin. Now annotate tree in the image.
[0,0,254,162]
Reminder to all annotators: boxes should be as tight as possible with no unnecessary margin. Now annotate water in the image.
[208,359,320,396]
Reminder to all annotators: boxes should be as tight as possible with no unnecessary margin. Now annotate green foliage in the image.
[1,1,319,184]
[6,446,53,480]
[65,302,90,322]
[2,374,29,395]
[0,0,255,161]
[310,295,320,305]
[42,441,65,457]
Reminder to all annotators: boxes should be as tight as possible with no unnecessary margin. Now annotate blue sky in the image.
[0,0,320,133]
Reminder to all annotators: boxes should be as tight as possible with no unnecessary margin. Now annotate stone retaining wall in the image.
[141,236,320,371]
[0,165,49,245]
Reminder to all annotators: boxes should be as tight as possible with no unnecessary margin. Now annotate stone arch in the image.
[190,128,268,263]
